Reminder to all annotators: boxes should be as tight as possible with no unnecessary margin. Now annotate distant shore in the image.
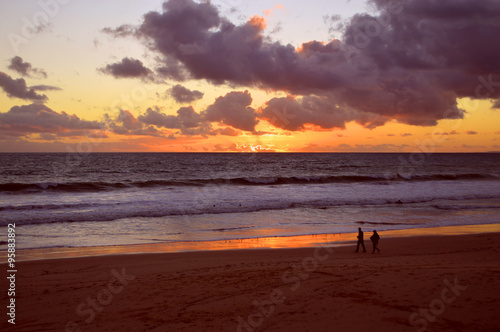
[2,230,499,331]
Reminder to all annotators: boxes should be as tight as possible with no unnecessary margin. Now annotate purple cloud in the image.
[99,57,153,80]
[104,0,500,130]
[169,84,203,103]
[0,104,102,137]
[8,56,47,78]
[0,72,48,102]
[203,91,259,132]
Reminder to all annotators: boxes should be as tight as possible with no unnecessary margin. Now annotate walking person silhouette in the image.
[355,227,366,253]
[370,230,380,254]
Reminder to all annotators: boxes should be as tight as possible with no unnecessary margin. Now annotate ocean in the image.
[1,152,500,250]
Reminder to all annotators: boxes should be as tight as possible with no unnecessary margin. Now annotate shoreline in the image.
[4,223,500,263]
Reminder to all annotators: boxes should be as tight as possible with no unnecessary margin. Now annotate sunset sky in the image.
[1,0,499,152]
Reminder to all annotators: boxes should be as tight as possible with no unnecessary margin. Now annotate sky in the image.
[0,0,499,152]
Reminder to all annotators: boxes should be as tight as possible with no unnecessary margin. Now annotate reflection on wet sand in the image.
[9,223,500,262]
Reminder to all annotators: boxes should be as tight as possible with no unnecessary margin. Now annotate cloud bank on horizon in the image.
[1,0,500,148]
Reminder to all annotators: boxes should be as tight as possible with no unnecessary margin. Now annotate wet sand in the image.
[2,231,500,331]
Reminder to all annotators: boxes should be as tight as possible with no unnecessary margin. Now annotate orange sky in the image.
[1,0,499,152]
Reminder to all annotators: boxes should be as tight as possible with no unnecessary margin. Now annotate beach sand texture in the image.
[2,232,500,332]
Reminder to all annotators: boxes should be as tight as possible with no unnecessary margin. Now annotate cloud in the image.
[139,90,260,135]
[466,130,478,135]
[106,90,261,138]
[204,90,259,132]
[101,25,135,38]
[400,133,412,137]
[214,127,240,136]
[212,143,273,152]
[99,57,154,80]
[0,104,102,137]
[31,85,62,91]
[105,110,162,136]
[293,143,336,152]
[105,0,500,129]
[260,94,387,131]
[138,105,211,136]
[8,57,47,78]
[461,144,485,149]
[353,143,410,152]
[263,4,285,17]
[0,72,48,102]
[169,84,203,103]
[292,142,410,152]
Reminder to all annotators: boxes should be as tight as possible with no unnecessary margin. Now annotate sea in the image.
[1,153,500,250]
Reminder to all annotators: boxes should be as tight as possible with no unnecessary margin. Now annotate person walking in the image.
[355,227,366,253]
[370,230,380,254]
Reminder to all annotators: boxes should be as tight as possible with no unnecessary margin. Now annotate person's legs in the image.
[361,242,366,252]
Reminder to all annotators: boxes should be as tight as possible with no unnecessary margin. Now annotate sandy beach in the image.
[2,231,500,332]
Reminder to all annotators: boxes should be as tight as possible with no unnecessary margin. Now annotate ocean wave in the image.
[355,221,411,226]
[0,202,109,212]
[1,173,498,194]
[432,204,500,210]
[3,193,500,226]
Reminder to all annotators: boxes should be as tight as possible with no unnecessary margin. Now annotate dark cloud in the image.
[104,110,162,136]
[99,57,153,80]
[466,130,478,135]
[8,56,47,78]
[105,0,500,130]
[0,104,102,137]
[169,84,203,103]
[431,130,459,136]
[204,90,258,132]
[138,106,211,136]
[37,131,109,140]
[215,127,240,136]
[102,25,135,38]
[31,85,62,91]
[0,72,48,102]
[260,95,387,131]
[137,91,259,136]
